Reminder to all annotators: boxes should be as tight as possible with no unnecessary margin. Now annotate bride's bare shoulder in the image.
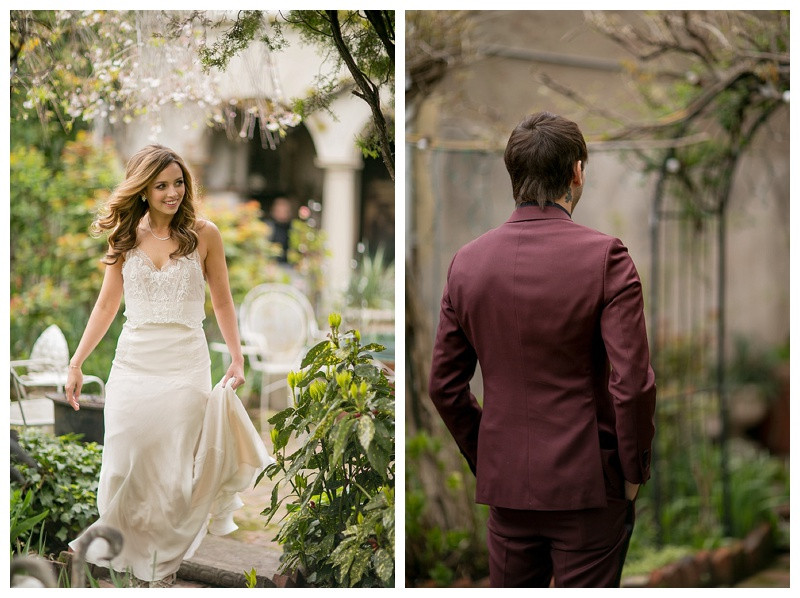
[195,218,220,238]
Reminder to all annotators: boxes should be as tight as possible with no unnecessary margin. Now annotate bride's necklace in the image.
[145,216,171,241]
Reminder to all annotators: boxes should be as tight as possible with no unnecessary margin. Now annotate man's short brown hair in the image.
[503,112,588,208]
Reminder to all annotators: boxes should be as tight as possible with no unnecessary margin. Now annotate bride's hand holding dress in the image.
[199,219,246,392]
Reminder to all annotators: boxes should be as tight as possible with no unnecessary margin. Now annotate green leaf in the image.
[357,416,375,451]
[330,540,358,585]
[10,509,50,540]
[348,548,372,586]
[372,548,394,582]
[268,407,294,427]
[244,567,258,588]
[332,418,356,465]
[365,439,390,477]
[300,340,334,368]
[311,407,344,442]
[354,363,380,383]
[360,343,386,354]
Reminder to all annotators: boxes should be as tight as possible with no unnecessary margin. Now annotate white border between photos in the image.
[3,4,797,594]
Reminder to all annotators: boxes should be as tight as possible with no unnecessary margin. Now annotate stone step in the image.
[179,535,284,588]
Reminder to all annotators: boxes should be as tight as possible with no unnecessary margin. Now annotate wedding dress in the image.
[70,246,274,582]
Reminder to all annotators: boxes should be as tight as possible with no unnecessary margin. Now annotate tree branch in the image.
[363,10,395,63]
[603,63,756,140]
[682,11,717,64]
[326,10,394,180]
[536,73,630,129]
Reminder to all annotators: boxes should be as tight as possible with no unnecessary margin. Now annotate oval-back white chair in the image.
[239,284,323,410]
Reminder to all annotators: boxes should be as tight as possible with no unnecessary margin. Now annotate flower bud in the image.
[328,312,342,329]
[309,379,326,400]
[336,371,352,389]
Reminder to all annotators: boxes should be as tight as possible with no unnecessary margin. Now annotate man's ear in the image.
[572,160,584,185]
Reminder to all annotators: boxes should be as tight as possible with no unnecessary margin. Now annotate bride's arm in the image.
[65,255,124,409]
[202,220,246,390]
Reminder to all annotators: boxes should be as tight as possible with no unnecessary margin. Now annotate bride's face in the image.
[144,162,185,219]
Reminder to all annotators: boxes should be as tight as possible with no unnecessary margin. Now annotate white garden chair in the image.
[10,367,56,427]
[10,324,105,427]
[212,284,324,411]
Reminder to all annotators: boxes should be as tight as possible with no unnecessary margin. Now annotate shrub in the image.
[260,314,395,587]
[10,133,123,381]
[623,440,789,578]
[405,431,489,586]
[10,428,103,556]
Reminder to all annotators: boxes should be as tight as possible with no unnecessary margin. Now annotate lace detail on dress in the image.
[122,246,206,329]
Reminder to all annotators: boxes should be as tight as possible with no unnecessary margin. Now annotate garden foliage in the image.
[10,487,49,556]
[287,215,329,313]
[405,431,489,586]
[10,133,122,380]
[260,314,395,587]
[345,243,395,310]
[10,428,104,555]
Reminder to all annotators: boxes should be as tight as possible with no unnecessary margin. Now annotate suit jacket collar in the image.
[507,204,573,224]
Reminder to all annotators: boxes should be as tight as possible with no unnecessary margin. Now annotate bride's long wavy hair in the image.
[93,145,199,265]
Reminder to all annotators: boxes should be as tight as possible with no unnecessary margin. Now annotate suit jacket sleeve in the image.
[428,258,482,475]
[601,238,657,484]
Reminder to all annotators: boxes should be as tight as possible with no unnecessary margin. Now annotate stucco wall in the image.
[408,10,789,356]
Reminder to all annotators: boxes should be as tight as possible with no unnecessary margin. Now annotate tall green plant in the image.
[259,314,395,587]
[346,244,395,310]
[10,488,49,556]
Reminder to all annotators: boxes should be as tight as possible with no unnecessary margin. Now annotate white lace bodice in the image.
[122,246,206,329]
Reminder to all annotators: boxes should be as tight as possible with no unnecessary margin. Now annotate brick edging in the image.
[623,522,775,588]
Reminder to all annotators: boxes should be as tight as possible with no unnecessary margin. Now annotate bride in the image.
[64,144,273,587]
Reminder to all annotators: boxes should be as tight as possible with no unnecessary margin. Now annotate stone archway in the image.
[302,93,375,309]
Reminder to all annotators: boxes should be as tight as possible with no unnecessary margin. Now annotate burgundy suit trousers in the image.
[487,492,635,588]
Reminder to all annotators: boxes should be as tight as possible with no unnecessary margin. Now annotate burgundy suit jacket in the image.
[429,205,656,511]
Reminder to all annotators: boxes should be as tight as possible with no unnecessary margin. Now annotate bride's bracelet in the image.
[68,364,81,370]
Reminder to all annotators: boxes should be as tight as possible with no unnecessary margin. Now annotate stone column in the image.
[302,91,371,317]
[318,159,362,312]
